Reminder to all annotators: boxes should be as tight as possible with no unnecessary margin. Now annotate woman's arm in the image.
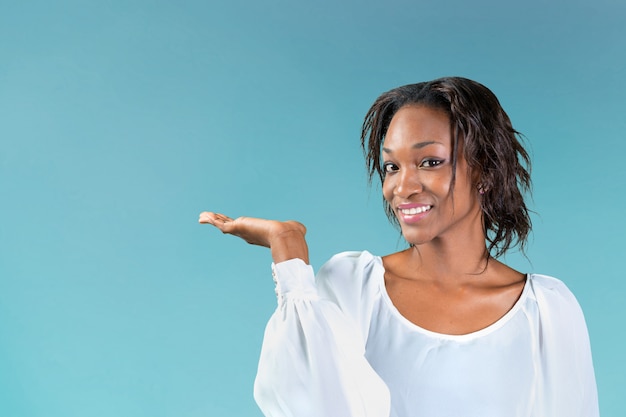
[199,212,391,417]
[531,275,599,417]
[254,258,390,417]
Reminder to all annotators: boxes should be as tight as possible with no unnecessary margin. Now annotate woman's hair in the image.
[361,77,532,258]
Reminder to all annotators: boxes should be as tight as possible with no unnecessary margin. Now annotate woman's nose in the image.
[394,168,423,198]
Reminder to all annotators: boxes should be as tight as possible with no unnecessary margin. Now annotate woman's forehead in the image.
[383,106,452,149]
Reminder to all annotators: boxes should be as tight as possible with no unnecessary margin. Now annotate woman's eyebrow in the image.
[382,141,443,154]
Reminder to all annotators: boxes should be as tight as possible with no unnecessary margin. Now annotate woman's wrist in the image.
[269,225,309,264]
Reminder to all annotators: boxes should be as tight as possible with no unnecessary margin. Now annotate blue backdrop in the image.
[1,0,624,415]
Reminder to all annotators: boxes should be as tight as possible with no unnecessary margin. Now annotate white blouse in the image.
[254,251,599,417]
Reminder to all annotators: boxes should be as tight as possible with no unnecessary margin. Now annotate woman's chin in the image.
[400,231,431,247]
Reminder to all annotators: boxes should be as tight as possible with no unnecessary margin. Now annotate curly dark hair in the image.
[361,77,532,258]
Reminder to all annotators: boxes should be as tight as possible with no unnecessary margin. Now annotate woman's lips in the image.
[397,204,432,224]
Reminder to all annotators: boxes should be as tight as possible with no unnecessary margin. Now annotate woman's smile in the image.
[397,203,433,223]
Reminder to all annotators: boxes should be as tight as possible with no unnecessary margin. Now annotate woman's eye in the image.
[420,159,444,168]
[383,163,398,173]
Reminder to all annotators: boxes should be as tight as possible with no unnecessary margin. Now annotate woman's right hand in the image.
[198,212,309,264]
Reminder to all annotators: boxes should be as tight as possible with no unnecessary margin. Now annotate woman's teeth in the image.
[400,206,432,215]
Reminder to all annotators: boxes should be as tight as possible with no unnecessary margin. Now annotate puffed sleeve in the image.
[253,256,391,417]
[531,275,599,417]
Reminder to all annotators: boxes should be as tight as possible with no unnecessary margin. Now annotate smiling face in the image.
[382,105,483,247]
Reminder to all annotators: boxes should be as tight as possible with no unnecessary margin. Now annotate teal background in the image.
[1,0,624,415]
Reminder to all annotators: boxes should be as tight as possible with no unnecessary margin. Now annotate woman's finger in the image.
[198,211,231,225]
[198,211,216,224]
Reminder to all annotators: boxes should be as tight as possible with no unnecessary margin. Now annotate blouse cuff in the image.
[271,258,318,302]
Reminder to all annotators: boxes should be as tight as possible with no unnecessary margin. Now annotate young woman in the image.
[199,77,598,417]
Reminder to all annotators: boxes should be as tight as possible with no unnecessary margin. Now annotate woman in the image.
[199,77,598,416]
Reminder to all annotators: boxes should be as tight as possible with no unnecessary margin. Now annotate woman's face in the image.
[382,105,483,247]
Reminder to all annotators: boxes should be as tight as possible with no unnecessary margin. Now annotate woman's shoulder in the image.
[320,250,379,271]
[316,250,383,300]
[527,273,576,297]
[526,273,584,315]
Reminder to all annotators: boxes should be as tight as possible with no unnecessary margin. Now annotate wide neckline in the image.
[369,252,531,341]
